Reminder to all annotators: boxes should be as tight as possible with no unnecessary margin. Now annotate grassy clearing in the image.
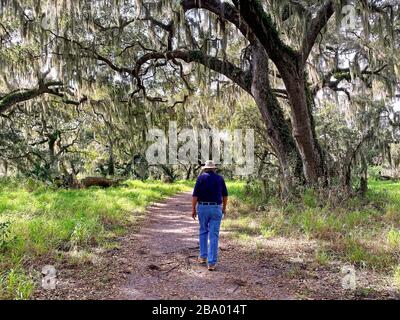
[224,180,400,285]
[0,178,190,299]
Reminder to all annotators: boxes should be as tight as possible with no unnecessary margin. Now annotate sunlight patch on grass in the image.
[387,229,400,248]
[260,227,275,239]
[393,266,400,289]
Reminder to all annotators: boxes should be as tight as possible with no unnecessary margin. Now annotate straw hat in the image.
[202,160,217,170]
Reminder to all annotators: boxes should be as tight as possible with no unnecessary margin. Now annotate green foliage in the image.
[0,178,190,299]
[343,237,394,270]
[0,221,15,252]
[224,180,400,271]
[0,0,399,298]
[0,268,35,300]
[369,166,384,180]
[387,229,400,248]
[393,265,400,289]
[253,0,297,58]
[302,188,318,208]
[314,248,332,266]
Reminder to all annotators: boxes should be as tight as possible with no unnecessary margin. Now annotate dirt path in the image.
[35,191,395,300]
[115,192,294,300]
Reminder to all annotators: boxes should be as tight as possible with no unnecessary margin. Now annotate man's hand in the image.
[222,196,228,217]
[192,196,198,220]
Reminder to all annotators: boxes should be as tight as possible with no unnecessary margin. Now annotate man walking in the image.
[192,160,228,271]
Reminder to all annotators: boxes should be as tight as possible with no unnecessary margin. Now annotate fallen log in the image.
[80,177,125,188]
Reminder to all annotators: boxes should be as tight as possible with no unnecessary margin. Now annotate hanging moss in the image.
[252,0,298,59]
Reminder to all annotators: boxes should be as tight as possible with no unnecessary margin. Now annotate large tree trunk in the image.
[232,0,330,185]
[250,43,304,191]
[279,61,326,185]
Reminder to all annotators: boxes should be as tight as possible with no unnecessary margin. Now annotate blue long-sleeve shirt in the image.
[192,171,228,204]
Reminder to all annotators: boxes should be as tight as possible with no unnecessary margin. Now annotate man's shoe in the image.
[197,257,207,264]
[208,264,216,271]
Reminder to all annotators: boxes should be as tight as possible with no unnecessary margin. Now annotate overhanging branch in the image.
[134,50,252,93]
[0,81,62,114]
[302,0,335,61]
[181,0,257,43]
[231,0,298,65]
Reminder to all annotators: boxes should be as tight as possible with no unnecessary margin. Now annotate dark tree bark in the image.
[359,153,368,196]
[46,132,60,178]
[185,164,192,180]
[230,0,335,185]
[282,72,327,184]
[250,43,304,190]
[107,141,115,176]
[343,131,374,193]
[0,81,63,114]
[178,0,342,185]
[0,78,86,115]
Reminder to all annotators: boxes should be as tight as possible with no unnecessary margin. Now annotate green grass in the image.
[223,180,400,278]
[394,265,400,289]
[314,247,332,266]
[2,177,399,298]
[0,178,190,299]
[0,268,34,300]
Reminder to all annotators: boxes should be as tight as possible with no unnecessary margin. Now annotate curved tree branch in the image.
[231,0,299,65]
[181,0,257,44]
[302,0,336,61]
[0,81,63,114]
[134,50,252,93]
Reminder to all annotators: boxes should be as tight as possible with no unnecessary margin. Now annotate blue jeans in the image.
[197,204,223,265]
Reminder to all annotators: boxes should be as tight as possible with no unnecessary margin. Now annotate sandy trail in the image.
[116,192,293,300]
